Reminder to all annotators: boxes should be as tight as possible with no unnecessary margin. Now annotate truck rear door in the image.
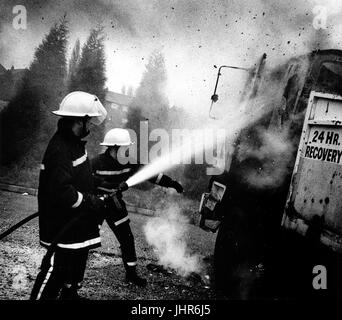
[282,91,342,252]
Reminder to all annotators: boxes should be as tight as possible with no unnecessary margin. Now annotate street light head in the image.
[211,94,219,103]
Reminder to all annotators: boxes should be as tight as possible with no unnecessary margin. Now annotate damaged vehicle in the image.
[199,49,342,299]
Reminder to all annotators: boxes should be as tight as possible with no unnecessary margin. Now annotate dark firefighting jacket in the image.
[91,149,175,195]
[38,121,101,250]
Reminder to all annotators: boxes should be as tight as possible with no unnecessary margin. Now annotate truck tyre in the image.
[213,206,248,299]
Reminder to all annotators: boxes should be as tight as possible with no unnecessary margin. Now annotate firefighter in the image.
[91,128,183,287]
[33,91,108,300]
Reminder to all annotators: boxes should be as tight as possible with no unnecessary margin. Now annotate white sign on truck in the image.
[282,91,342,252]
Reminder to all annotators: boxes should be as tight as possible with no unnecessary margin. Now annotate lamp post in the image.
[209,65,250,119]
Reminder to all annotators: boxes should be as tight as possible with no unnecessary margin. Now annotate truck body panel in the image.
[202,49,342,299]
[282,91,342,252]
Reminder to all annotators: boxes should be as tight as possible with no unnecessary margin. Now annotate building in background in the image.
[0,64,27,109]
[104,90,133,129]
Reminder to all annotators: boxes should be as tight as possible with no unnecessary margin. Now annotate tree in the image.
[30,16,68,107]
[67,38,80,89]
[125,51,170,162]
[67,26,107,157]
[127,86,134,97]
[121,85,126,95]
[125,104,145,162]
[0,68,15,101]
[68,26,107,101]
[1,17,69,165]
[133,51,169,129]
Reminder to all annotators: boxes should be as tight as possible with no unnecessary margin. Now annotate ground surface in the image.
[0,190,223,300]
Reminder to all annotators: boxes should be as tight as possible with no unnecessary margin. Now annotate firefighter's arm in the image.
[48,151,105,212]
[90,157,118,192]
[130,163,183,193]
[149,173,183,193]
[92,173,115,192]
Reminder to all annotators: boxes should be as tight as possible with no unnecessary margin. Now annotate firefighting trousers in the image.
[36,247,89,300]
[99,197,137,267]
[106,218,137,268]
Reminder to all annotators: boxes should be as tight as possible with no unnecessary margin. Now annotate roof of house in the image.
[105,91,133,106]
[0,65,27,81]
[0,100,8,112]
[11,68,26,75]
[0,64,27,75]
[0,64,7,74]
[0,66,27,101]
[11,69,27,82]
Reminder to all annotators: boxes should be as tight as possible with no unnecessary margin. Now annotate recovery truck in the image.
[199,49,342,299]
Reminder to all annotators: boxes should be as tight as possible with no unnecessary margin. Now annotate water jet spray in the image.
[126,93,277,188]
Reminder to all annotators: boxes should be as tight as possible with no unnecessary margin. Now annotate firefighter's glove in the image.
[81,193,106,213]
[118,182,129,192]
[170,180,183,193]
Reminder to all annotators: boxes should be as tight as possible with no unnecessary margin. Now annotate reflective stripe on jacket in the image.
[90,149,172,193]
[38,124,101,250]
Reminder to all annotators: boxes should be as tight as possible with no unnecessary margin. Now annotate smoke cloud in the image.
[236,124,295,189]
[126,77,285,187]
[2,0,342,113]
[143,205,202,277]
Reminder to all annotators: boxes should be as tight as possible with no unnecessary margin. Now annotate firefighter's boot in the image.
[125,265,147,287]
[59,284,88,300]
[36,272,63,300]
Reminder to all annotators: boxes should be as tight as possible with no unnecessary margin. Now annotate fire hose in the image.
[0,211,40,241]
[0,210,85,300]
[30,184,128,300]
[29,207,90,300]
[0,182,129,300]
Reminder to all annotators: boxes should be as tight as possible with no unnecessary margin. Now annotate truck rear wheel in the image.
[213,210,253,299]
[213,206,267,299]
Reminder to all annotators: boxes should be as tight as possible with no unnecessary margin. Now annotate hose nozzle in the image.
[118,182,129,192]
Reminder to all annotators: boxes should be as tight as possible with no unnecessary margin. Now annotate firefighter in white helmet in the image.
[91,128,183,287]
[33,91,108,300]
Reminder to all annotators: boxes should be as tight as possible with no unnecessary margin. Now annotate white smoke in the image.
[126,79,283,187]
[236,124,295,188]
[143,205,202,277]
[312,0,342,14]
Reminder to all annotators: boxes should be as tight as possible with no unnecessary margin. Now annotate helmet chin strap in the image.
[79,116,90,139]
[109,145,120,159]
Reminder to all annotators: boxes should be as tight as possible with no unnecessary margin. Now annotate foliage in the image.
[1,17,68,165]
[67,38,80,89]
[67,26,107,158]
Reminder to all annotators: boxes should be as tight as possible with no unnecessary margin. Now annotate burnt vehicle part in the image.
[199,181,227,232]
[209,53,267,119]
[205,49,342,299]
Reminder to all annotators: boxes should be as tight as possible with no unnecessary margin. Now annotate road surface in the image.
[0,190,220,300]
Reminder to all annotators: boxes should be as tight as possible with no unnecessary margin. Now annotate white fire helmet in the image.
[52,91,107,125]
[100,128,134,146]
